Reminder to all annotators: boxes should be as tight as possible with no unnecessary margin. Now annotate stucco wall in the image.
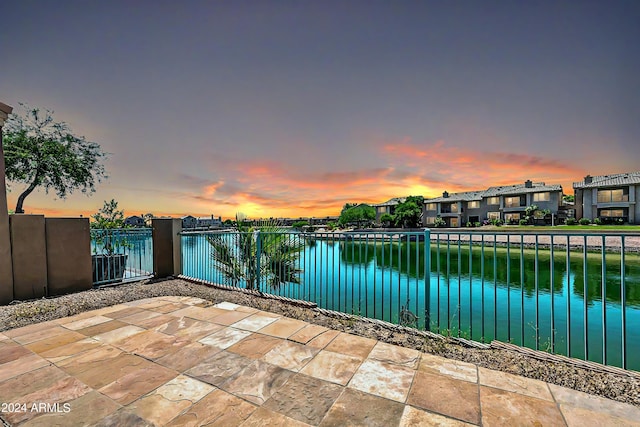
[45,218,93,295]
[10,215,47,300]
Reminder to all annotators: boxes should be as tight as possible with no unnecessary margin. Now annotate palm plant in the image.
[206,214,304,290]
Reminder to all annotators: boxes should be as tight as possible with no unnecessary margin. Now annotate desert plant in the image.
[206,214,304,290]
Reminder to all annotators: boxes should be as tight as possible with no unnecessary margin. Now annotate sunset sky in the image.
[1,1,638,220]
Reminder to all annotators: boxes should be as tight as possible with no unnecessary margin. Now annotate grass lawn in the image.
[442,225,640,233]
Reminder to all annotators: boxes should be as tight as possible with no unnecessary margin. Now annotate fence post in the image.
[255,230,261,292]
[424,228,431,331]
[152,218,182,278]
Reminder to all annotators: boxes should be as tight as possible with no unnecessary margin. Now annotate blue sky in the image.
[1,0,638,218]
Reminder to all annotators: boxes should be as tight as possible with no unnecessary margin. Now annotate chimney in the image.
[584,175,592,184]
[525,180,533,188]
[443,191,449,198]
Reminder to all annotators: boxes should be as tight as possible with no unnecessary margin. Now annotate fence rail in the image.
[180,229,640,371]
[90,228,153,285]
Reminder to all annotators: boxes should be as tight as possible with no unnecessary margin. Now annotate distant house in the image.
[196,215,223,228]
[124,215,145,227]
[423,191,484,227]
[423,180,564,227]
[181,215,197,228]
[372,197,406,223]
[573,172,640,224]
[482,180,564,224]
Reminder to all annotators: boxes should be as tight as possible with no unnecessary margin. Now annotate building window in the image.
[426,203,436,211]
[441,203,458,213]
[450,217,459,227]
[599,209,626,217]
[533,192,550,202]
[504,213,521,222]
[487,197,499,205]
[597,188,628,203]
[504,196,524,208]
[487,212,500,220]
[426,216,436,224]
[467,201,480,209]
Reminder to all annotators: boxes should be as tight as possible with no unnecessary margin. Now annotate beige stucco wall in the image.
[152,218,182,278]
[45,218,93,295]
[10,215,47,300]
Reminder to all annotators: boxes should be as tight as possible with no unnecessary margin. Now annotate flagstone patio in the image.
[1,296,639,426]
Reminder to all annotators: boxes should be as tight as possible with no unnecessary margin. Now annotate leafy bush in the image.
[380,213,394,226]
[578,218,591,226]
[519,219,528,226]
[593,218,603,225]
[617,218,625,225]
[291,220,309,229]
[434,216,446,228]
[489,218,504,226]
[474,222,481,227]
[466,221,474,228]
[326,221,337,231]
[565,218,577,225]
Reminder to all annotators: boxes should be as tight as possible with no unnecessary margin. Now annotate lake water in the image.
[181,233,640,371]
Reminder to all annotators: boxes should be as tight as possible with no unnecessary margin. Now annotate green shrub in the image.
[474,222,481,227]
[593,218,603,225]
[579,218,591,226]
[565,218,577,225]
[291,220,309,229]
[434,217,446,228]
[490,218,503,226]
[519,219,528,226]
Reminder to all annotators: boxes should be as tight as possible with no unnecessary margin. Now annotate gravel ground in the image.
[1,278,639,407]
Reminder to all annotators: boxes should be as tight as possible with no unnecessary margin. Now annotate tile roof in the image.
[424,191,485,203]
[573,172,640,189]
[482,182,562,196]
[373,197,406,207]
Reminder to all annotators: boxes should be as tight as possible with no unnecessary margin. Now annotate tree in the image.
[563,194,575,203]
[3,105,108,213]
[90,199,129,256]
[393,196,424,228]
[207,214,304,290]
[380,213,394,227]
[338,204,375,228]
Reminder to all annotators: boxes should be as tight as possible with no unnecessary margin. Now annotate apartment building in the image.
[573,172,640,224]
[372,197,406,223]
[423,180,564,227]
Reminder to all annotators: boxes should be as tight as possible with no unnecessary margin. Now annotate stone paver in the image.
[221,360,294,405]
[325,332,376,359]
[320,388,406,427]
[263,373,342,425]
[408,371,481,424]
[349,358,416,402]
[479,366,553,401]
[300,350,362,385]
[1,295,639,426]
[480,386,565,426]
